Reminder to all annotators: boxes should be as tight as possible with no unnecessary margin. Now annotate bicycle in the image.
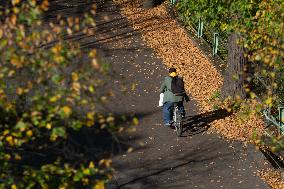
[172,103,183,137]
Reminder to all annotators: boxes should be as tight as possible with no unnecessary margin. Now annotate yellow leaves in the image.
[131,83,136,91]
[32,110,41,118]
[74,24,80,31]
[86,120,94,127]
[86,112,96,126]
[226,108,232,112]
[98,159,105,166]
[118,127,124,133]
[11,55,24,68]
[51,44,62,54]
[46,123,52,130]
[255,11,261,18]
[98,118,105,124]
[87,112,95,120]
[89,49,97,58]
[16,87,24,95]
[255,54,261,61]
[26,130,33,137]
[10,14,17,25]
[13,7,20,14]
[220,23,228,31]
[11,184,17,189]
[50,96,57,103]
[30,0,36,6]
[11,0,20,6]
[72,82,81,93]
[53,55,65,64]
[245,87,250,92]
[127,147,133,153]
[255,139,261,145]
[92,3,97,13]
[0,28,3,39]
[52,26,62,35]
[264,56,270,64]
[83,168,91,175]
[71,72,79,81]
[50,135,57,141]
[89,161,95,168]
[265,97,273,106]
[40,0,49,11]
[105,160,112,167]
[270,72,275,78]
[67,17,74,27]
[94,181,105,189]
[106,116,114,123]
[3,130,10,136]
[98,159,112,167]
[6,136,14,145]
[50,95,61,103]
[82,178,89,185]
[15,120,27,132]
[91,59,100,69]
[270,146,277,153]
[61,106,72,117]
[50,127,66,141]
[67,28,73,35]
[100,96,107,102]
[4,154,11,160]
[81,99,88,105]
[250,92,256,99]
[132,117,139,126]
[89,86,95,93]
[0,89,5,101]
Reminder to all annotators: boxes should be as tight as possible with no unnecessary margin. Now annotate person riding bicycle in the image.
[159,68,189,127]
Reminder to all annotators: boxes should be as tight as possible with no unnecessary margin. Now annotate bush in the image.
[0,1,122,188]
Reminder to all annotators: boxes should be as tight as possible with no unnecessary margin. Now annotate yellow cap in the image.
[169,72,177,77]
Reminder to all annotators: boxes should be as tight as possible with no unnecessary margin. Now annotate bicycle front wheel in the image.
[175,110,183,137]
[175,121,182,137]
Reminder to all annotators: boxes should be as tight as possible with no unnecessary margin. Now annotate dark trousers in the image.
[163,101,185,125]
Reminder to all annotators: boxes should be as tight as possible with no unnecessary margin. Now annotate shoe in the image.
[164,123,171,127]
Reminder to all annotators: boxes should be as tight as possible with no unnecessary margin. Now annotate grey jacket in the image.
[159,76,188,103]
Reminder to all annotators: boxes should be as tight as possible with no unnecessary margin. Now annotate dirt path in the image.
[92,0,270,188]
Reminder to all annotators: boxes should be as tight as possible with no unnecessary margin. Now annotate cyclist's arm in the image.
[159,80,166,93]
[184,93,190,102]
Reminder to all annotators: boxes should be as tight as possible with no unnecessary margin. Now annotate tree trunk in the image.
[221,33,247,100]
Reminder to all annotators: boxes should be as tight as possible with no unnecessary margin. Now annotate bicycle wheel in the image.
[174,107,183,137]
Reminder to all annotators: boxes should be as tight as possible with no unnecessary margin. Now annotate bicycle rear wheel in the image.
[174,107,183,137]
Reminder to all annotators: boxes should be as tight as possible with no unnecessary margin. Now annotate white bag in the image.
[158,93,164,107]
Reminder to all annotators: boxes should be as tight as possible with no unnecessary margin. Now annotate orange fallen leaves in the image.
[113,0,265,142]
[258,169,284,189]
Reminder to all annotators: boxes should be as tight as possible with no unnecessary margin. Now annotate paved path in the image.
[92,0,271,188]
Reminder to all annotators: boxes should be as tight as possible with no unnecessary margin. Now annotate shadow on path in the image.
[181,109,232,137]
[113,138,234,188]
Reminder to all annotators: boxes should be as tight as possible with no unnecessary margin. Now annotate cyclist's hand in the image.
[185,95,190,102]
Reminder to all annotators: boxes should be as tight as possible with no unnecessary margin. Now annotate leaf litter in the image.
[112,0,283,187]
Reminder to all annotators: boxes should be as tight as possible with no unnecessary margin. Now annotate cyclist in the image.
[159,68,189,127]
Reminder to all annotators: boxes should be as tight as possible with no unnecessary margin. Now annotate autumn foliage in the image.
[176,0,283,111]
[0,0,120,188]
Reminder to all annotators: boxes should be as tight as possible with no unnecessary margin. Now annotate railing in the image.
[170,0,228,60]
[263,107,284,135]
[169,0,284,136]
